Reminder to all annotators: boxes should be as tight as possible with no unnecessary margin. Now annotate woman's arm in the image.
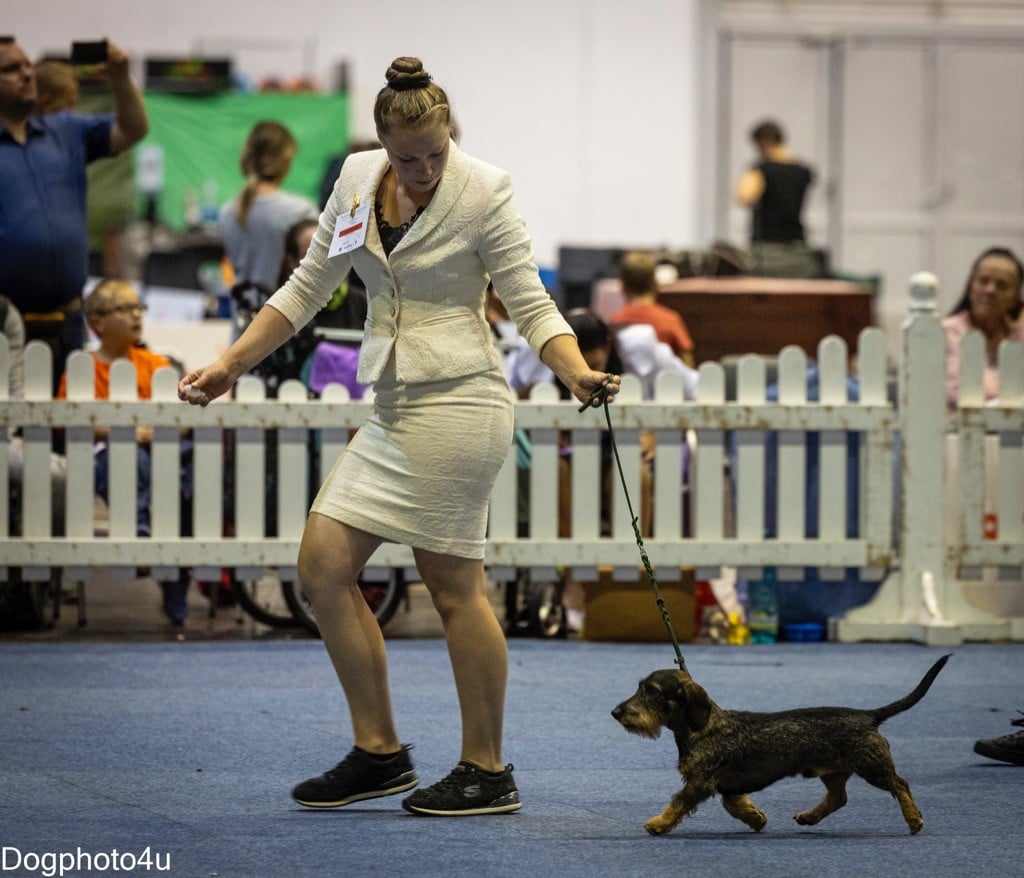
[474,168,618,404]
[539,333,619,406]
[734,167,765,206]
[177,305,295,405]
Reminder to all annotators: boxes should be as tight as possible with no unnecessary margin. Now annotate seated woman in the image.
[942,246,1024,409]
[507,308,698,402]
[280,218,368,337]
[280,218,369,398]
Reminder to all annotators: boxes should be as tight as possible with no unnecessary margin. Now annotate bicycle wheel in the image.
[283,568,406,637]
[0,569,57,632]
[231,568,297,628]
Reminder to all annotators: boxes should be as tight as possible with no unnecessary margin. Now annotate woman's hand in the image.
[536,334,621,408]
[177,359,237,407]
[572,371,621,408]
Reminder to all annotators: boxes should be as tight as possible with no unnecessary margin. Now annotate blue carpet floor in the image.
[1,640,1021,878]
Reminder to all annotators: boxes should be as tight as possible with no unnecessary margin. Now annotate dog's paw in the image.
[750,810,767,832]
[645,815,674,835]
[908,817,923,835]
[794,810,820,826]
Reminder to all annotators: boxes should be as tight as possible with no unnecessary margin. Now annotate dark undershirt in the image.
[375,201,425,256]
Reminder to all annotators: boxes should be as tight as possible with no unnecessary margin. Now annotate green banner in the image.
[138,91,348,229]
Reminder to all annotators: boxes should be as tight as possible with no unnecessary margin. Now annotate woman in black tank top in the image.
[735,119,819,278]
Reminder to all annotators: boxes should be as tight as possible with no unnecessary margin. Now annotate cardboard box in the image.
[583,566,695,643]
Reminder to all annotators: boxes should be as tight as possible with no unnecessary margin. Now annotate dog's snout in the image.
[612,705,624,721]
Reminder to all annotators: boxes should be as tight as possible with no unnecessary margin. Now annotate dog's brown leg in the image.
[722,794,767,831]
[889,775,924,835]
[645,784,714,835]
[862,772,923,835]
[854,750,924,835]
[794,772,850,826]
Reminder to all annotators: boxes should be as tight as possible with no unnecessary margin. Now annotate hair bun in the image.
[386,56,432,91]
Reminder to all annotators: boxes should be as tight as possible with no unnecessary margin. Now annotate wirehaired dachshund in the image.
[612,654,950,836]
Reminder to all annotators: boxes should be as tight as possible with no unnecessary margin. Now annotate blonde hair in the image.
[373,57,452,141]
[236,121,298,227]
[85,278,137,323]
[34,60,78,113]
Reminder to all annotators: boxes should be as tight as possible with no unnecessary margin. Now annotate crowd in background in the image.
[1,37,1022,766]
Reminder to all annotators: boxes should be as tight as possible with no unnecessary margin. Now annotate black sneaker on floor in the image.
[292,745,418,808]
[973,713,1024,766]
[402,761,522,816]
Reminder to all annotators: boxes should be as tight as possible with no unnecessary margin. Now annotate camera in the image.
[70,40,108,65]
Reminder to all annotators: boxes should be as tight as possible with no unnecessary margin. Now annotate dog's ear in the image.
[664,671,699,734]
[681,679,712,732]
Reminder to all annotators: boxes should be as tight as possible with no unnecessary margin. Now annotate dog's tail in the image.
[871,654,951,725]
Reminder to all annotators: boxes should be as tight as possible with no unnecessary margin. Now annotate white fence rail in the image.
[1,274,1022,643]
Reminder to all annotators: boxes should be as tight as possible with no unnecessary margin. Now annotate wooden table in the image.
[656,277,876,364]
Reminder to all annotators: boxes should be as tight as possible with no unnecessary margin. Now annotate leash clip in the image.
[577,384,610,413]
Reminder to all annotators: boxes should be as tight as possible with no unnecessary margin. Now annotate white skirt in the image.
[311,361,515,559]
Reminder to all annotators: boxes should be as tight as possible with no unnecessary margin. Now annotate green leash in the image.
[578,385,688,673]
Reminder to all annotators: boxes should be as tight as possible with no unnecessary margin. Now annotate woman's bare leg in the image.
[297,512,399,754]
[413,547,507,772]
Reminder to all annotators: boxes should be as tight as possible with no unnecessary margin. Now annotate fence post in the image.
[836,272,962,645]
[21,342,54,582]
[0,336,9,556]
[948,335,1023,640]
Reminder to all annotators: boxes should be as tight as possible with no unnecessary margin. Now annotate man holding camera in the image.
[0,36,148,387]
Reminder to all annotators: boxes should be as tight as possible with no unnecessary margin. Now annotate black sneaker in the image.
[973,713,1024,766]
[402,761,522,816]
[292,746,418,808]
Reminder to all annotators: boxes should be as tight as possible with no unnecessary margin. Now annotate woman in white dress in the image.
[179,56,619,816]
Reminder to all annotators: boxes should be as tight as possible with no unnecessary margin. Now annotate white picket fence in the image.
[1,273,1022,643]
[837,275,1024,643]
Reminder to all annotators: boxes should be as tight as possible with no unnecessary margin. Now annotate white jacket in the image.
[267,142,572,386]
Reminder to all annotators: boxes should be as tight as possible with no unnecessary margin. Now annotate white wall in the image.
[716,4,1024,355]
[7,0,705,269]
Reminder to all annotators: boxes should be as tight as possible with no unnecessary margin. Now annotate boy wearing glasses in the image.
[56,279,193,628]
[57,279,163,399]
